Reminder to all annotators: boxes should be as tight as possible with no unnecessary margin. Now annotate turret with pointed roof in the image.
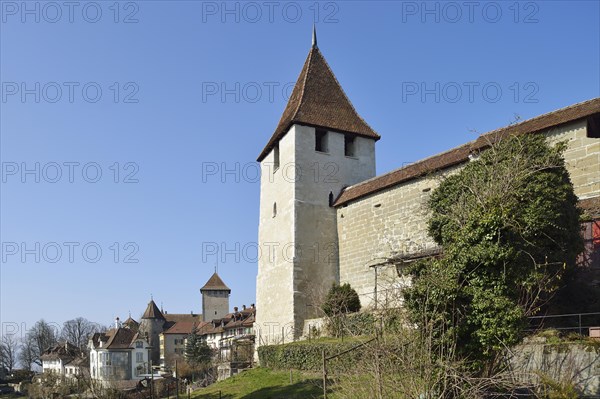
[200,272,231,293]
[255,30,378,345]
[141,299,165,320]
[201,272,230,322]
[257,28,379,162]
[138,299,166,364]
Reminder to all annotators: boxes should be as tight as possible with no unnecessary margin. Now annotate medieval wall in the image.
[337,119,599,310]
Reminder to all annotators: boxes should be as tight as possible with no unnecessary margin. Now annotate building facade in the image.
[255,33,600,345]
[88,326,151,382]
[41,342,86,378]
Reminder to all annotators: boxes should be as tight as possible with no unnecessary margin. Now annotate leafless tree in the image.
[18,319,58,368]
[61,317,102,349]
[18,335,36,371]
[0,334,18,373]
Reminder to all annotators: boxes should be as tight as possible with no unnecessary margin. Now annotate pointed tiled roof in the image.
[200,272,231,292]
[142,300,165,320]
[123,316,139,329]
[257,43,380,162]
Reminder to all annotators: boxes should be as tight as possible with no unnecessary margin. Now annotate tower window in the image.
[587,114,600,138]
[344,135,356,157]
[273,143,280,171]
[272,202,277,218]
[315,129,328,153]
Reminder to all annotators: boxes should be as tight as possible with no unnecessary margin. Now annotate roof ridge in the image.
[334,97,600,206]
[290,46,315,122]
[482,97,600,138]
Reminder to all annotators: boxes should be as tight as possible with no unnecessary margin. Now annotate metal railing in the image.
[527,312,600,335]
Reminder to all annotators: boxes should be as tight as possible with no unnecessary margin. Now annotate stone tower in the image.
[139,299,165,365]
[200,272,231,321]
[255,30,379,344]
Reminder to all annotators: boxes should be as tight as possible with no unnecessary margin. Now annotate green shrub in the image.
[258,340,366,372]
[322,283,361,317]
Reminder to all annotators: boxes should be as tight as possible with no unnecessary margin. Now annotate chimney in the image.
[242,305,246,310]
[115,317,121,329]
[234,307,238,312]
[251,303,255,308]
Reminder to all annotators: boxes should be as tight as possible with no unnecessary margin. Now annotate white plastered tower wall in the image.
[255,124,376,345]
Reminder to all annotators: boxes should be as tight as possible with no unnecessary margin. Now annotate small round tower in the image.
[138,299,165,365]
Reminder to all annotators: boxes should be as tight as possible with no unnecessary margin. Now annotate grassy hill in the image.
[191,368,324,399]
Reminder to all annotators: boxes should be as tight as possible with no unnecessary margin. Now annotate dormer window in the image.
[315,129,328,153]
[344,135,356,157]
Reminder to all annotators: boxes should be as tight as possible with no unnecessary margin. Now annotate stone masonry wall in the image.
[337,119,599,310]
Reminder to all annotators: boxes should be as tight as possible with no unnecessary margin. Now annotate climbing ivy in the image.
[403,133,583,370]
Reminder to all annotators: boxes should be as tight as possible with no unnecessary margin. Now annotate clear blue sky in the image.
[1,1,599,337]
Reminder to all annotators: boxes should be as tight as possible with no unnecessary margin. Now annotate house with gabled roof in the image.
[88,320,151,382]
[41,342,87,378]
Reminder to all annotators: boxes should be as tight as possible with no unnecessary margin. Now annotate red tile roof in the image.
[91,328,143,350]
[334,98,600,206]
[41,342,82,362]
[200,272,231,292]
[164,313,202,323]
[142,300,165,320]
[162,321,196,335]
[257,44,380,162]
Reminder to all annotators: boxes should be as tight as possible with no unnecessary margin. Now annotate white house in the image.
[41,342,86,378]
[89,320,151,383]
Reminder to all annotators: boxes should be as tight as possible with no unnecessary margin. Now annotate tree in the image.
[403,133,583,371]
[61,317,101,350]
[184,326,212,366]
[18,335,36,371]
[19,320,58,368]
[322,283,361,317]
[0,334,18,373]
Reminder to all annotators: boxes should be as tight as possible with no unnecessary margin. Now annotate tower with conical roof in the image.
[200,272,231,321]
[256,29,380,344]
[138,299,165,364]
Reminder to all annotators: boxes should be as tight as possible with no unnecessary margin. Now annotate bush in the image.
[258,340,365,372]
[322,283,361,317]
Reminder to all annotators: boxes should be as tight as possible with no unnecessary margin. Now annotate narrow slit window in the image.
[273,143,280,171]
[315,129,328,153]
[272,202,277,218]
[344,135,356,157]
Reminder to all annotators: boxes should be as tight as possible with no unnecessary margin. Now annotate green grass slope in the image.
[191,368,323,399]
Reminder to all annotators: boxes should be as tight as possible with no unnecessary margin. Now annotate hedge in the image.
[258,339,367,372]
